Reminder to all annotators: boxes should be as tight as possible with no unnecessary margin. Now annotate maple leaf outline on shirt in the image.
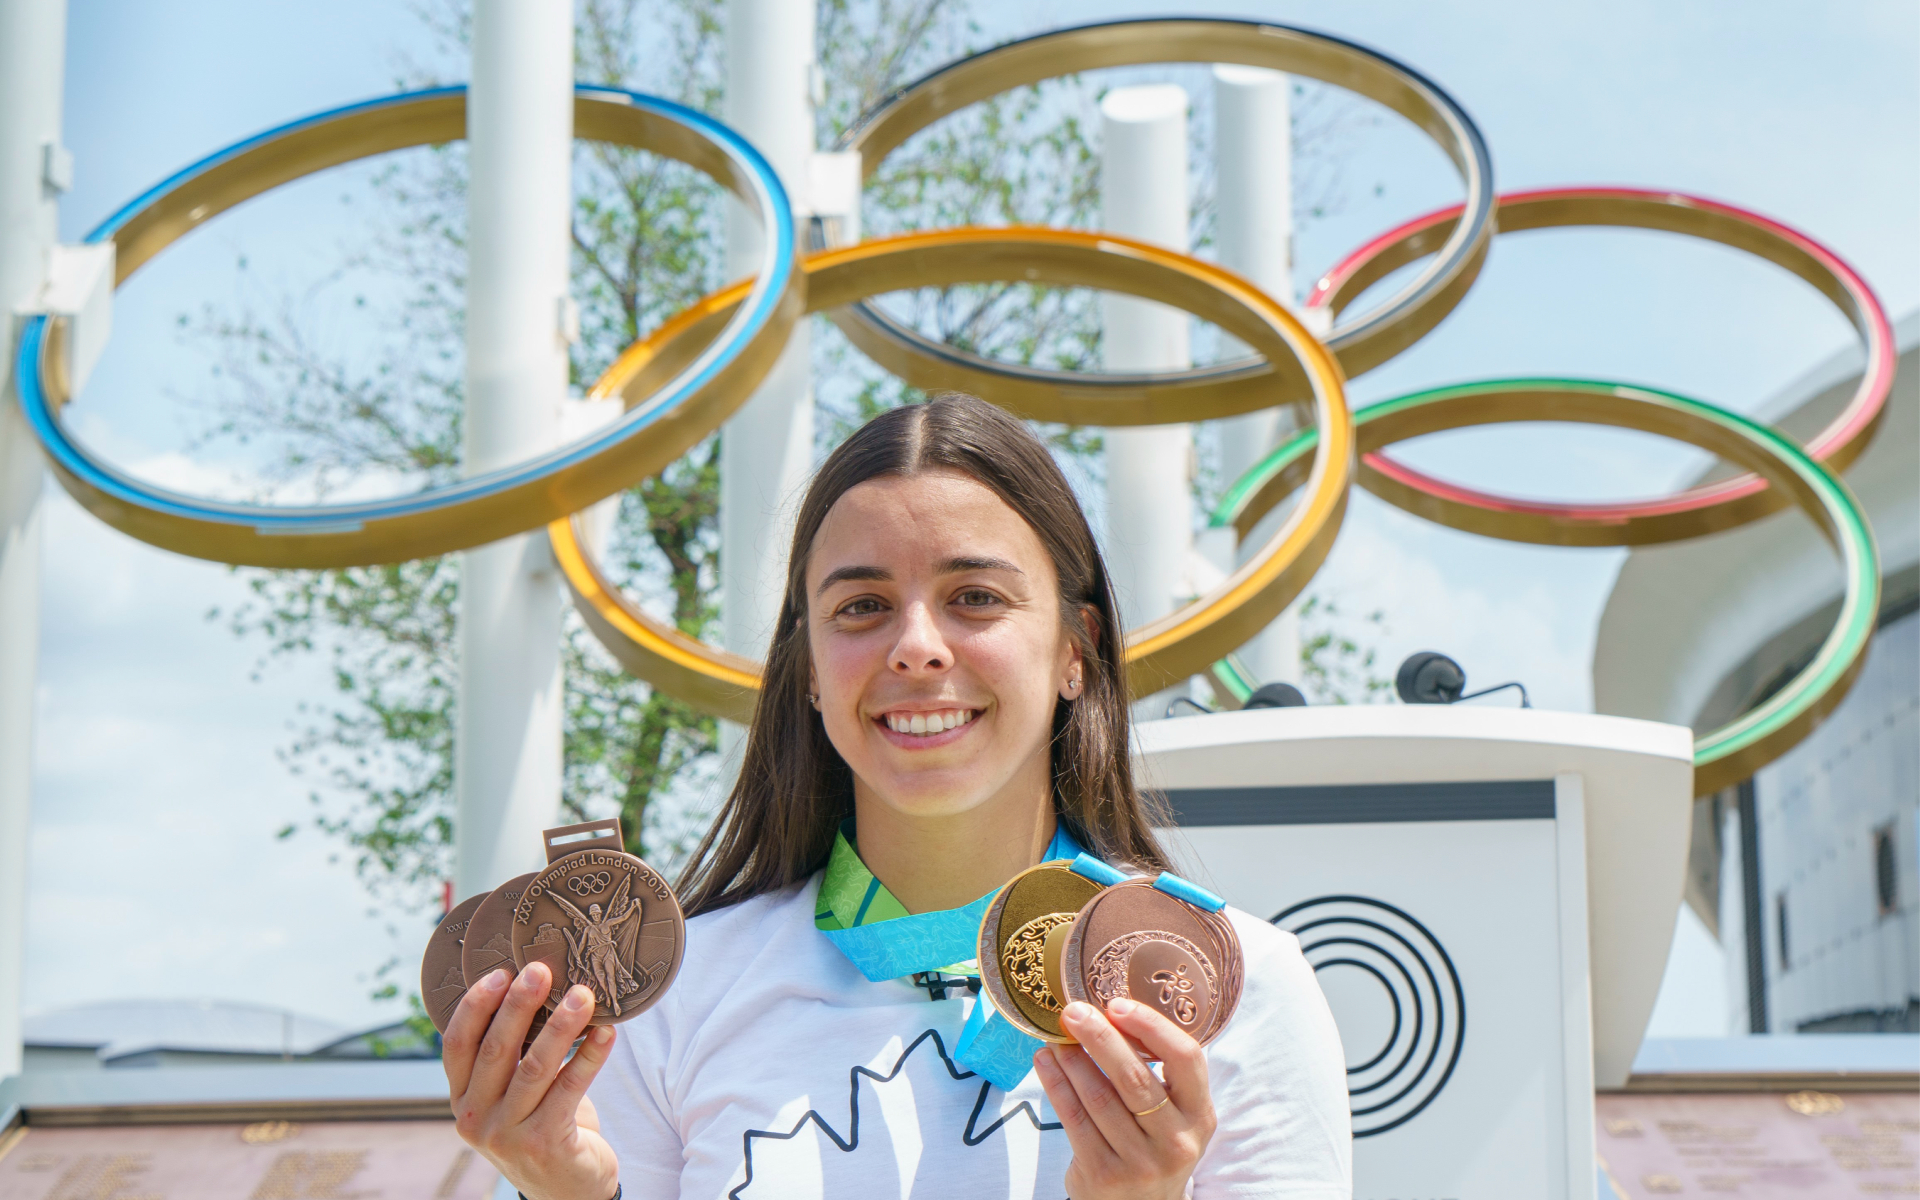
[729,1026,1068,1200]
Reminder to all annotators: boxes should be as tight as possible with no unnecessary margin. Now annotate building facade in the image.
[1596,312,1919,1036]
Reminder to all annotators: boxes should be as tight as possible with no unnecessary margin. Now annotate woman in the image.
[444,394,1351,1199]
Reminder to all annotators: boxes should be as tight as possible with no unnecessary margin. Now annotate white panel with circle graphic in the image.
[1134,706,1694,1200]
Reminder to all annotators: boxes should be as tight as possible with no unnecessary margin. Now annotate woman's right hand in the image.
[443,963,621,1200]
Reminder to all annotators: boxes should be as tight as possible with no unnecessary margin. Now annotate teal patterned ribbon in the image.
[814,822,1087,1090]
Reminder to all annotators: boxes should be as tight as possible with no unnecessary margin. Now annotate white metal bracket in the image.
[807,150,862,245]
[41,141,73,195]
[26,242,116,404]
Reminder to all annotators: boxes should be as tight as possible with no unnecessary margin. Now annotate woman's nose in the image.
[889,600,950,674]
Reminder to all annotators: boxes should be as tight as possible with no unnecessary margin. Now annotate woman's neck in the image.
[851,780,1059,915]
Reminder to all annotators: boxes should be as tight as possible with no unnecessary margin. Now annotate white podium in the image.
[1134,706,1694,1200]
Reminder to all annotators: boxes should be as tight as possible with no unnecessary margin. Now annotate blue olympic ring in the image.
[14,84,797,568]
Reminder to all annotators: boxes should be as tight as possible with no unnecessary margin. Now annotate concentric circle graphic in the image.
[1273,895,1466,1138]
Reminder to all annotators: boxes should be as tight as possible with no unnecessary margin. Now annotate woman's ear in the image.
[1060,606,1095,700]
[808,663,821,709]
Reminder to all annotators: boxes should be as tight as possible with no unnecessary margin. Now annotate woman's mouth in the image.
[874,708,980,746]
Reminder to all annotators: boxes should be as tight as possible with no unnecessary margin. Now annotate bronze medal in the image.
[420,893,487,1035]
[1062,878,1244,1048]
[462,872,535,983]
[461,872,548,1045]
[509,819,686,1025]
[977,861,1105,1043]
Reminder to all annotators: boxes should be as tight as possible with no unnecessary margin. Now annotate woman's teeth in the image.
[884,710,975,736]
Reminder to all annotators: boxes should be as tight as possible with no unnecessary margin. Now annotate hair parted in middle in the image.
[676,392,1172,917]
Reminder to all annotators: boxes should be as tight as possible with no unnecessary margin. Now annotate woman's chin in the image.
[858,768,1003,823]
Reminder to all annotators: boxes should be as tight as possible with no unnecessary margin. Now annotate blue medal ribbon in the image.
[815,823,1086,1091]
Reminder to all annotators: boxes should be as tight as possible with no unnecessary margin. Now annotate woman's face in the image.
[805,469,1083,824]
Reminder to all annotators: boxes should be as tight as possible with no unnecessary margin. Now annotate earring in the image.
[807,693,819,708]
[1067,678,1080,692]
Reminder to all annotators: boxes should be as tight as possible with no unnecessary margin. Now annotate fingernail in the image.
[481,969,509,992]
[513,969,544,994]
[564,986,592,1013]
[592,1026,614,1045]
[1107,997,1135,1016]
[1063,1001,1094,1022]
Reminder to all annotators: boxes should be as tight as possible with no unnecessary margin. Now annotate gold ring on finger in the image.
[1130,1095,1172,1119]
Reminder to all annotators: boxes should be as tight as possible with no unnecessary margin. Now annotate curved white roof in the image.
[1595,311,1920,730]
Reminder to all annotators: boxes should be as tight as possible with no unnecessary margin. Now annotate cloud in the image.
[1302,491,1615,713]
[26,484,422,1031]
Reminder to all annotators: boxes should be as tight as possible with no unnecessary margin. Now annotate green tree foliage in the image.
[1296,595,1394,705]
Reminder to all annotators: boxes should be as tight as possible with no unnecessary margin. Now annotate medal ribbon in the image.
[814,821,1087,1090]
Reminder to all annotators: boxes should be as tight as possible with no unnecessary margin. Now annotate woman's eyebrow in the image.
[939,555,1024,576]
[816,564,891,596]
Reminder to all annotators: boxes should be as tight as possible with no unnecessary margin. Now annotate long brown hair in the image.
[677,393,1171,917]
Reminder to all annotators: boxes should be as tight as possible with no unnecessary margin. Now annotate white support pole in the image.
[720,0,816,744]
[455,0,573,900]
[1553,772,1599,1200]
[1101,86,1192,718]
[0,0,65,1080]
[1212,65,1300,691]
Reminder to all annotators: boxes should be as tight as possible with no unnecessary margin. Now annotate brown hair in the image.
[677,393,1171,917]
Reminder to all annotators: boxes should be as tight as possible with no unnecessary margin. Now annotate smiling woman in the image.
[685,392,1166,917]
[440,395,1351,1200]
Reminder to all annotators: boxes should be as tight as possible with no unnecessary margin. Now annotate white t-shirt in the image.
[592,876,1352,1199]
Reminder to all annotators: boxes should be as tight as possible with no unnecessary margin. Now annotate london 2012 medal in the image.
[977,860,1106,1043]
[1062,878,1243,1048]
[510,819,686,1026]
[421,893,487,1035]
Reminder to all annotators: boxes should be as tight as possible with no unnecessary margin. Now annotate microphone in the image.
[1394,651,1529,708]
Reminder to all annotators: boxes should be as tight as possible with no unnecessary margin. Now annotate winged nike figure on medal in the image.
[548,873,648,1016]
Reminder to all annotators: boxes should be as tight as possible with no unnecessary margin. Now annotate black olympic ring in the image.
[1272,895,1465,1138]
[566,872,612,896]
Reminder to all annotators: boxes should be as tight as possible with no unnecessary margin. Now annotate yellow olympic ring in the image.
[549,226,1353,720]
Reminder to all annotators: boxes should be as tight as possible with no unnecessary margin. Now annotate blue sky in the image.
[24,0,1917,1034]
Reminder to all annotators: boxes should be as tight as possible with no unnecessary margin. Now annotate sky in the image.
[20,0,1918,1037]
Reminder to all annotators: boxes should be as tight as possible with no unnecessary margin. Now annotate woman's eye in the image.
[838,598,884,618]
[956,589,999,608]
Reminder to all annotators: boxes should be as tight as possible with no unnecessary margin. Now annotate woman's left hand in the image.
[1034,998,1217,1199]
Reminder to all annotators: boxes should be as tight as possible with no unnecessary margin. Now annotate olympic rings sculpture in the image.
[19,18,1891,793]
[15,85,802,568]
